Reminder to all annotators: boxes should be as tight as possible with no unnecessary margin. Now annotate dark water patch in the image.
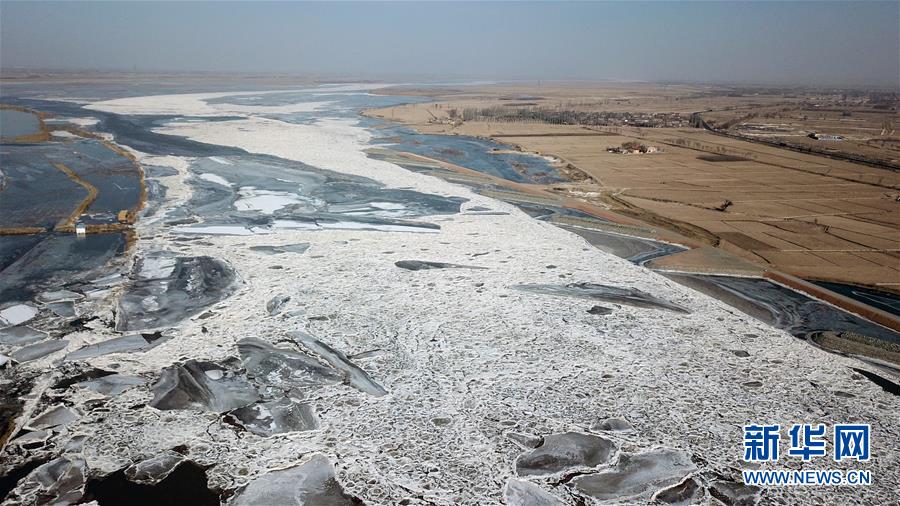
[84,461,219,506]
[375,124,565,184]
[587,305,613,315]
[98,113,247,157]
[0,458,46,504]
[395,260,486,271]
[116,251,238,331]
[509,202,602,222]
[663,273,899,345]
[515,432,616,477]
[0,371,36,450]
[852,368,900,396]
[1,138,140,225]
[231,454,362,506]
[515,283,690,314]
[150,360,259,412]
[0,235,43,272]
[51,367,116,389]
[0,109,41,138]
[0,144,90,228]
[0,232,126,304]
[60,139,142,215]
[811,281,900,317]
[561,225,686,265]
[571,448,696,502]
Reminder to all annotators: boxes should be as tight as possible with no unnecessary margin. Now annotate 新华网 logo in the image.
[741,423,872,486]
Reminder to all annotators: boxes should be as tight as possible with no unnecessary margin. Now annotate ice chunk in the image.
[125,451,187,485]
[28,405,79,430]
[76,374,146,396]
[505,479,565,506]
[266,294,291,315]
[288,330,387,396]
[587,305,613,315]
[707,478,761,506]
[9,430,51,446]
[249,243,311,255]
[37,290,83,303]
[507,432,543,449]
[150,360,259,413]
[515,432,616,477]
[0,325,48,346]
[65,334,167,361]
[231,454,361,505]
[46,301,77,318]
[11,339,69,363]
[16,457,87,505]
[571,448,697,502]
[237,337,342,394]
[0,304,39,327]
[116,252,238,331]
[651,476,704,505]
[229,397,319,436]
[591,417,633,432]
[515,283,690,313]
[198,172,231,187]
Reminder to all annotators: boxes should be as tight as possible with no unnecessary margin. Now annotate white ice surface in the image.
[0,304,39,327]
[197,173,231,187]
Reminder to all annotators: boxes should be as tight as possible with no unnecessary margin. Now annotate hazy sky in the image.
[1,1,897,86]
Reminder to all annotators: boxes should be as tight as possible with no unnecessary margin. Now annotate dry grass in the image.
[365,83,900,291]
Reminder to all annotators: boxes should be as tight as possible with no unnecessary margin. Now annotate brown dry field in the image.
[366,83,900,291]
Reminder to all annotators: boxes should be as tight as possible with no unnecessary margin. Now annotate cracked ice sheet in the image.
[55,89,900,506]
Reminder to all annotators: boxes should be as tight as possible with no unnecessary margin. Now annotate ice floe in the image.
[116,251,239,331]
[230,454,361,505]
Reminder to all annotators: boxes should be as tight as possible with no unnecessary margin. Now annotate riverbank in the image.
[361,92,900,369]
[361,85,899,295]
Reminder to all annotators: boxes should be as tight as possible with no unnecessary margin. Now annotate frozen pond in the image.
[0,109,40,138]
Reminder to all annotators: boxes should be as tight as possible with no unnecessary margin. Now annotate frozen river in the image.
[0,83,897,505]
